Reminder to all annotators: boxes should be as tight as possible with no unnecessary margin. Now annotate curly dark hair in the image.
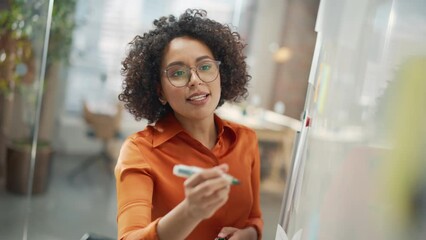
[119,9,250,123]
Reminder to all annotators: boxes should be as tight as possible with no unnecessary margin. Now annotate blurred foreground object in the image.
[380,57,426,240]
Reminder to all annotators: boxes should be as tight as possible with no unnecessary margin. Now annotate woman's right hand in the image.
[182,164,232,220]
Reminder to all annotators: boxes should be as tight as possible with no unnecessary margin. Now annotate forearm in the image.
[123,200,200,240]
[124,166,231,240]
[156,199,202,240]
[156,164,231,239]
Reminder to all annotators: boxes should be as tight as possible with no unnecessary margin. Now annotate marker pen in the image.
[173,164,240,185]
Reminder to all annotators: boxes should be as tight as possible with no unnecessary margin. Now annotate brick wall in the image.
[272,0,320,120]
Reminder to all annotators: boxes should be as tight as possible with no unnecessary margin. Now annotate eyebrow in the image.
[165,56,214,68]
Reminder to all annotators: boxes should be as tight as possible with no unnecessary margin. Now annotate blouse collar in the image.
[152,112,236,147]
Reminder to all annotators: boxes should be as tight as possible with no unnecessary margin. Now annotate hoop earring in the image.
[159,97,167,105]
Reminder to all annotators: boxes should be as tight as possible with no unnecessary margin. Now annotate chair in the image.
[68,101,123,181]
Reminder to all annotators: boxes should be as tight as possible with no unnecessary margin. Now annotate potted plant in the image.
[0,0,77,194]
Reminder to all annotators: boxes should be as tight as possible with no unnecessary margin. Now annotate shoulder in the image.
[117,126,156,164]
[123,125,155,148]
[115,127,156,176]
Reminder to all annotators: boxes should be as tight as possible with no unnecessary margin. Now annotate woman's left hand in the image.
[216,226,257,240]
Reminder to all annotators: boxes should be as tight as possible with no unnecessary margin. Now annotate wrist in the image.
[180,199,203,222]
[157,200,203,240]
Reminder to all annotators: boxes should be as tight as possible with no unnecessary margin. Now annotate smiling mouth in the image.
[187,94,209,101]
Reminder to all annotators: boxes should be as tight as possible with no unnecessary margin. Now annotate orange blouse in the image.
[115,113,263,240]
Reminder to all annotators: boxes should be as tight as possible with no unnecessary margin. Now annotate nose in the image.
[187,67,203,87]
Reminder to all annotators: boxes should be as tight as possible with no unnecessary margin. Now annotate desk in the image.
[217,104,301,193]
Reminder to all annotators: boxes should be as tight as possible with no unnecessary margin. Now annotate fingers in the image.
[182,164,232,220]
[184,164,229,188]
[216,163,229,172]
[194,176,230,196]
[217,227,238,239]
[185,175,230,209]
[202,186,230,206]
[217,227,258,240]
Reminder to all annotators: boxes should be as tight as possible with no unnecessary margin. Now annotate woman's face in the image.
[160,36,221,123]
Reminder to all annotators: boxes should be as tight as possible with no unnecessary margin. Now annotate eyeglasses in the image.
[163,60,221,88]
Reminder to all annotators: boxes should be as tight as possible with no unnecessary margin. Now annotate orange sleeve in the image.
[244,134,264,239]
[115,138,160,240]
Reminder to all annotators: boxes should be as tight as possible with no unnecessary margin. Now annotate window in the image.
[64,0,254,115]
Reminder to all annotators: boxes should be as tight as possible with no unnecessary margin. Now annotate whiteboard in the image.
[278,0,426,239]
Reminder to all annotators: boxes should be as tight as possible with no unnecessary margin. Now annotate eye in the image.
[198,62,213,71]
[167,66,187,78]
[171,70,186,77]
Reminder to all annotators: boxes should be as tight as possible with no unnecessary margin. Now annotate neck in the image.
[175,114,217,149]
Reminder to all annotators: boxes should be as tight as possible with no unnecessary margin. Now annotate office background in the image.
[0,0,319,239]
[2,0,426,239]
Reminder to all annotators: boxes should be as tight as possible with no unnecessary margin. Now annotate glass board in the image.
[279,0,426,239]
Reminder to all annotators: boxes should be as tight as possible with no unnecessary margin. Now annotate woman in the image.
[116,9,263,240]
